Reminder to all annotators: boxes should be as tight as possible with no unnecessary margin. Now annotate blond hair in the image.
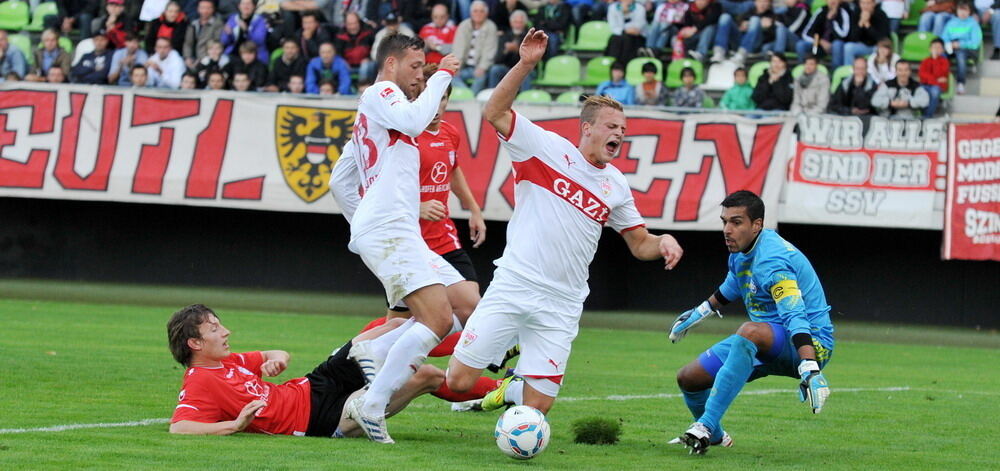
[580,95,624,124]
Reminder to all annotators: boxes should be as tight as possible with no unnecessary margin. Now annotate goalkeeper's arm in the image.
[667,293,727,343]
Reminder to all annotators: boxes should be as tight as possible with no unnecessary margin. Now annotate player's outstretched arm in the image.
[482,28,548,138]
[450,167,486,247]
[169,400,267,435]
[370,55,460,137]
[621,227,683,269]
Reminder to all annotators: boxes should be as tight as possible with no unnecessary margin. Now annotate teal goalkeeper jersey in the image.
[717,229,835,350]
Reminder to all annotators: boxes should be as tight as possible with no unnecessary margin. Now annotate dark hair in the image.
[124,32,139,42]
[734,67,746,75]
[282,36,298,46]
[238,41,257,54]
[804,54,819,63]
[681,67,695,78]
[167,304,217,366]
[610,60,626,72]
[641,62,657,74]
[930,38,945,47]
[130,64,147,73]
[301,10,322,23]
[376,33,425,71]
[770,52,788,65]
[721,190,765,222]
[956,1,972,9]
[182,71,197,81]
[318,78,338,92]
[423,62,452,96]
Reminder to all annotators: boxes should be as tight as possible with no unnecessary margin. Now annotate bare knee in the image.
[676,359,715,391]
[445,359,478,393]
[736,322,771,349]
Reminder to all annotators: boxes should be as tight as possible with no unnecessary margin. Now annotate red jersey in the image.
[419,22,456,64]
[171,351,311,436]
[419,120,463,255]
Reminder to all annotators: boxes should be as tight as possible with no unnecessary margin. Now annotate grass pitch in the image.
[0,281,998,470]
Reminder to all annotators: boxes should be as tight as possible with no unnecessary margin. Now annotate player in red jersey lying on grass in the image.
[167,304,440,437]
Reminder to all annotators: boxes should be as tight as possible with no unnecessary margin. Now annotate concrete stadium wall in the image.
[0,197,996,329]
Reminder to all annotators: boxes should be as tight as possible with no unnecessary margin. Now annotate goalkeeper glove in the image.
[797,359,830,414]
[668,301,722,343]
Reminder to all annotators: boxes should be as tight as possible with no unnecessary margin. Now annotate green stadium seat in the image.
[900,31,937,62]
[515,89,552,103]
[902,0,925,27]
[665,58,704,88]
[58,35,72,54]
[747,60,770,87]
[625,57,662,85]
[270,47,283,68]
[8,32,31,65]
[555,91,580,104]
[891,32,899,53]
[0,1,30,31]
[940,73,956,101]
[702,95,715,108]
[561,23,576,51]
[534,55,581,87]
[25,0,55,32]
[811,0,827,13]
[829,65,853,92]
[791,63,829,79]
[577,56,614,86]
[569,21,611,52]
[450,86,475,101]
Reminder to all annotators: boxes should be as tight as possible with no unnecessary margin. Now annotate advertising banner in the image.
[943,122,1000,261]
[780,114,947,229]
[0,84,794,231]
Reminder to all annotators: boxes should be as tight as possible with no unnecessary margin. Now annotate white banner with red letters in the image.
[0,83,794,231]
[779,114,948,229]
[942,122,1000,261]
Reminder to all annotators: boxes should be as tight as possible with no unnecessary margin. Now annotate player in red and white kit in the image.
[166,304,442,438]
[446,29,685,415]
[334,34,463,443]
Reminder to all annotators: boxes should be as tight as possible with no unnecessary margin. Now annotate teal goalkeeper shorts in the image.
[697,322,834,381]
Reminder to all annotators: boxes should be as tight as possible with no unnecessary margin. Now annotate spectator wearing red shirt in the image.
[419,4,456,64]
[335,12,377,83]
[145,2,189,55]
[919,38,950,117]
[91,0,135,50]
[167,304,444,438]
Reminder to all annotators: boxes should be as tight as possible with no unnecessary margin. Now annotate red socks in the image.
[432,376,501,402]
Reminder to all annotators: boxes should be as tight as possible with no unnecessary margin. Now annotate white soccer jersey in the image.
[347,70,453,241]
[495,111,646,303]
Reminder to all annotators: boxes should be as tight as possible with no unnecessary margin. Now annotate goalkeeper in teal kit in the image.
[668,190,834,455]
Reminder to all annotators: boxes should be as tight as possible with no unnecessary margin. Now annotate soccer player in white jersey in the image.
[444,29,685,415]
[335,34,463,444]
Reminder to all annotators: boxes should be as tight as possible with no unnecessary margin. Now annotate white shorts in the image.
[452,269,582,393]
[349,225,464,307]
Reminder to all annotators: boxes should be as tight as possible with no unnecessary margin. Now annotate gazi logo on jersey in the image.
[513,157,610,224]
[275,106,355,202]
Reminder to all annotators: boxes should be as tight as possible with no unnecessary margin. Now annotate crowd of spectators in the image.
[0,0,990,117]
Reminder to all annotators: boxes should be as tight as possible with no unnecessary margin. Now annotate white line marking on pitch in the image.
[0,418,170,434]
[5,386,976,434]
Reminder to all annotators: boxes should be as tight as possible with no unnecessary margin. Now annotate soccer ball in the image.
[494,405,551,460]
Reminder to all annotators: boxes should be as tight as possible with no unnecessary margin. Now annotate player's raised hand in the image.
[234,400,267,432]
[420,200,447,221]
[261,358,287,377]
[469,211,486,248]
[797,360,830,413]
[438,54,460,75]
[519,28,548,66]
[658,234,683,270]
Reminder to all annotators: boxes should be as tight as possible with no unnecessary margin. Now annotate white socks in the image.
[505,379,524,406]
[449,314,463,335]
[361,321,440,417]
[370,318,416,360]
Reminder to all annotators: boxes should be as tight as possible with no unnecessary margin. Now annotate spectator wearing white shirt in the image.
[146,37,185,89]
